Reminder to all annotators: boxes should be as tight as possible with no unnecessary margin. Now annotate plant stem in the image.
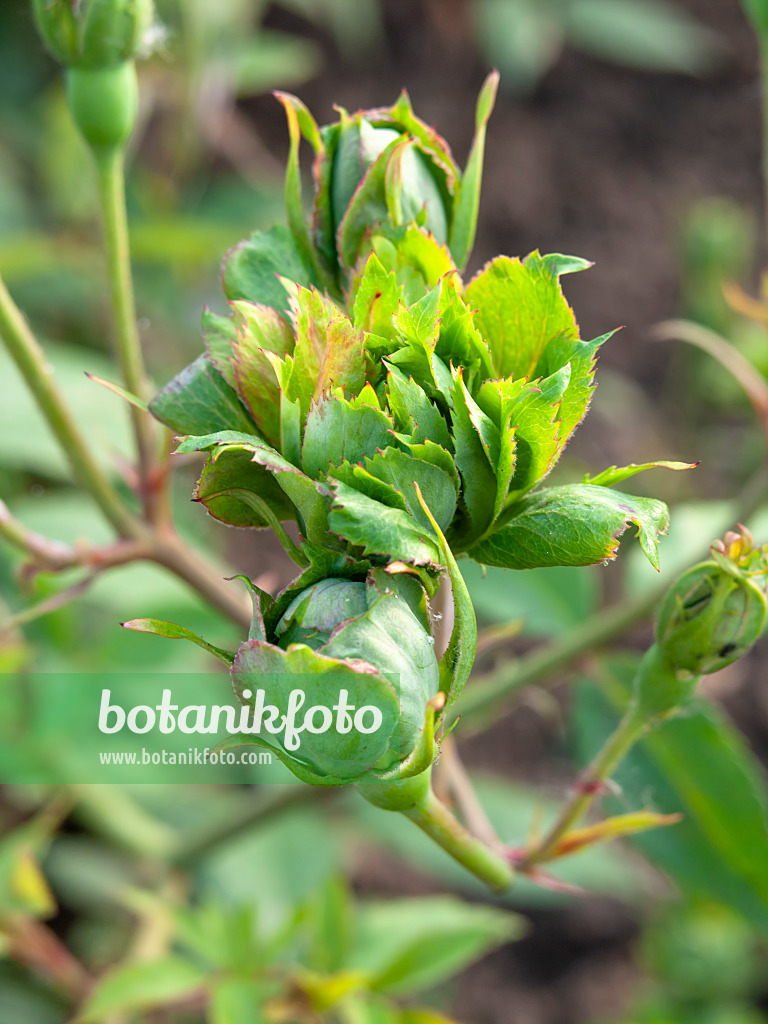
[520,702,647,868]
[5,916,92,1001]
[0,273,138,538]
[95,148,158,520]
[404,788,514,892]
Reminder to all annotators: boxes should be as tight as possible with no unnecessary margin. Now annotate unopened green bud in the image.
[33,0,154,70]
[66,62,138,153]
[332,117,449,244]
[655,526,768,676]
[232,570,440,785]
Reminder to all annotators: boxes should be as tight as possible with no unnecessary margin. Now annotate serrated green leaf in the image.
[120,619,235,664]
[465,253,579,380]
[471,484,669,569]
[392,283,442,349]
[222,225,315,315]
[535,329,614,444]
[175,432,332,545]
[316,317,366,397]
[435,289,494,388]
[584,460,698,488]
[329,482,441,566]
[574,655,768,933]
[229,301,294,448]
[285,285,344,414]
[349,896,521,997]
[76,956,207,1022]
[301,394,394,479]
[386,368,452,448]
[351,252,403,343]
[364,447,458,532]
[149,354,257,436]
[372,225,456,302]
[503,363,571,500]
[450,372,498,542]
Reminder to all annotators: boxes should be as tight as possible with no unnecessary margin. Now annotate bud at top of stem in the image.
[33,0,154,70]
[655,525,768,676]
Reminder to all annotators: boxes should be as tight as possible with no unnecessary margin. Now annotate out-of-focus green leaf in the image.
[470,484,669,570]
[77,955,208,1022]
[348,896,522,996]
[461,561,598,636]
[566,0,719,73]
[573,656,768,933]
[474,0,565,90]
[0,340,131,480]
[209,977,266,1024]
[226,32,322,96]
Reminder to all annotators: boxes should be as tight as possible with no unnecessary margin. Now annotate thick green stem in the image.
[522,702,647,868]
[403,788,514,892]
[95,147,158,520]
[0,273,138,537]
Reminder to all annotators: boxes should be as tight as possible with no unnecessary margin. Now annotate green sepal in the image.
[449,70,498,270]
[120,619,235,665]
[175,431,333,546]
[228,574,274,643]
[414,484,477,713]
[232,640,401,781]
[584,460,698,488]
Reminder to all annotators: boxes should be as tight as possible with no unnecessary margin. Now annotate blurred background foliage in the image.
[2,0,768,1021]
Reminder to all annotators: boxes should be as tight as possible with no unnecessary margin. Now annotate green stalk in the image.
[403,788,514,892]
[522,702,647,867]
[94,147,158,518]
[0,273,138,538]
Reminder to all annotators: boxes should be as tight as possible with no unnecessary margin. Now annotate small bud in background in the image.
[32,0,154,70]
[32,0,156,155]
[655,524,768,677]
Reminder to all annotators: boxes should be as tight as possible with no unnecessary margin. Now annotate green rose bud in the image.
[32,0,155,155]
[274,72,499,291]
[32,0,154,69]
[655,526,768,677]
[230,569,441,788]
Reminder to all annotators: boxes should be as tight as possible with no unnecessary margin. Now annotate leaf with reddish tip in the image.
[548,811,683,861]
[121,619,235,665]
